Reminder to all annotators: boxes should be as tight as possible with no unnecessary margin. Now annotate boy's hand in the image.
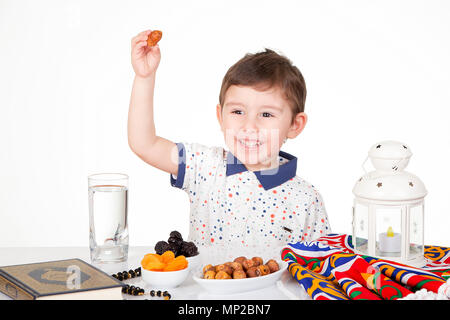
[131,30,161,79]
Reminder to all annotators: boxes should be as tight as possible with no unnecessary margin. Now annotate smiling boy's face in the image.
[217,84,307,171]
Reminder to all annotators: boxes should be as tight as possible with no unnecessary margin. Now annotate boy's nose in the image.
[242,119,259,131]
[240,126,261,141]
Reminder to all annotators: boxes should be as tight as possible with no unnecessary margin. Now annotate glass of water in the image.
[88,173,129,263]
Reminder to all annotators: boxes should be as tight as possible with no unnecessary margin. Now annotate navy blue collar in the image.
[226,150,297,190]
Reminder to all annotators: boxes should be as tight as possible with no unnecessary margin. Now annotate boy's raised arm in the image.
[127,30,179,176]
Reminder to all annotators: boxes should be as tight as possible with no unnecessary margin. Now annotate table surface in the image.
[0,246,310,300]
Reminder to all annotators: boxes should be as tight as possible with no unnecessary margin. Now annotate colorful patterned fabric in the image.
[281,233,450,300]
[288,263,349,300]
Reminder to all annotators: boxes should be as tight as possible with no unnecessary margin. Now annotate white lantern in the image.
[352,141,427,267]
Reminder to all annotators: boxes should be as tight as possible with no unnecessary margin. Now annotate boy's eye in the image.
[231,110,243,115]
[262,112,273,117]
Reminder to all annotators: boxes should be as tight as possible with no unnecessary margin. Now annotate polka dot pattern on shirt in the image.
[170,142,331,249]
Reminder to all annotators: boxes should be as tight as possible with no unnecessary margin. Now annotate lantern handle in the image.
[361,155,370,174]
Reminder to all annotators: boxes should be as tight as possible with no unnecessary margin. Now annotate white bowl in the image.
[141,266,189,288]
[186,253,201,272]
[192,260,288,295]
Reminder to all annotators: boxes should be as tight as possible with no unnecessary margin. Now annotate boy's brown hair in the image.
[219,48,307,124]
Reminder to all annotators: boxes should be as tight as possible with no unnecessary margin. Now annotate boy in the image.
[128,29,331,249]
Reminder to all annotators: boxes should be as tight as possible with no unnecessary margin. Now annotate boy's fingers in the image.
[135,30,152,41]
[132,43,147,56]
[131,35,144,46]
[135,39,149,50]
[132,32,152,47]
[138,29,152,37]
[136,41,147,49]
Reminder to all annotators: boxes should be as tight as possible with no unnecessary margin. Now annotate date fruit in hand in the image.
[147,30,162,47]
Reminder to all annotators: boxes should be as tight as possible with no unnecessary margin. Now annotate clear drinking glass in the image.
[88,173,129,263]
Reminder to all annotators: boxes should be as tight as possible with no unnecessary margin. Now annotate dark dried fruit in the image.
[155,231,194,257]
[169,231,183,240]
[155,241,170,255]
[180,241,198,257]
[168,234,184,250]
[168,242,181,256]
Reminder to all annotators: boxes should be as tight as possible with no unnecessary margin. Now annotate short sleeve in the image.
[169,142,221,194]
[302,190,331,241]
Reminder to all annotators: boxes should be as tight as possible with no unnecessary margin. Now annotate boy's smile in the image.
[217,85,307,172]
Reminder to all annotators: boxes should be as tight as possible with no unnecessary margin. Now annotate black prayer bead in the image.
[156,290,161,297]
[150,290,155,297]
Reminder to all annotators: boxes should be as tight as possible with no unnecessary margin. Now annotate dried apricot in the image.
[147,30,162,47]
[146,253,163,261]
[142,251,188,272]
[141,253,167,271]
[161,250,175,264]
[141,253,161,268]
[146,260,165,271]
[163,255,188,271]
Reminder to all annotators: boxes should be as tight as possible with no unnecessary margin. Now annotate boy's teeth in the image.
[239,139,261,147]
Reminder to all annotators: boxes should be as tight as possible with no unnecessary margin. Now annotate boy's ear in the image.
[216,103,224,131]
[287,112,308,139]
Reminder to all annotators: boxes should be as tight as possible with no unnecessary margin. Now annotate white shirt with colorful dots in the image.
[170,142,331,250]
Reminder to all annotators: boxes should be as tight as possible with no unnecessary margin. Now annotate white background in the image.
[1,0,449,247]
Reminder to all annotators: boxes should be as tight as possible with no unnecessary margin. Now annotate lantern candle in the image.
[378,226,401,253]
